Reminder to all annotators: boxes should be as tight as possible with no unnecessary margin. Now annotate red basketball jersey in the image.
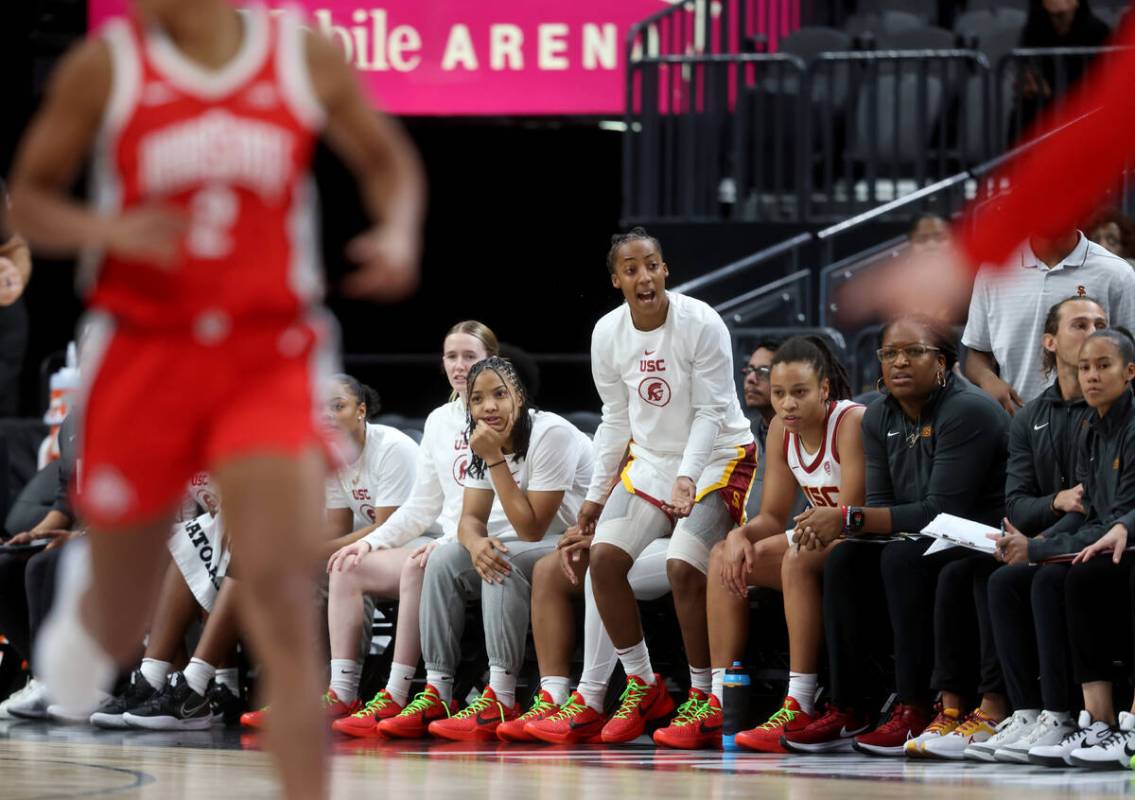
[85,5,324,333]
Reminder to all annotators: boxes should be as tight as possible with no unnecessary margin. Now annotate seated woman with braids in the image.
[378,356,594,741]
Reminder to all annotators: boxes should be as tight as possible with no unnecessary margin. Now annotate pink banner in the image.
[87,1,677,115]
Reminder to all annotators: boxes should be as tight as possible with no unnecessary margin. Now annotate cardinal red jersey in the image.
[85,4,324,333]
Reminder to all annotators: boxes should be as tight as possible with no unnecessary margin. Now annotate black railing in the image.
[624,44,1129,225]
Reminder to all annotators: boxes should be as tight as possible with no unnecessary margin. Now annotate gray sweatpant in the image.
[420,535,558,675]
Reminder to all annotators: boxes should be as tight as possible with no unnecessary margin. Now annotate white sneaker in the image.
[1029,710,1113,767]
[965,709,1038,762]
[7,679,51,720]
[1069,711,1135,769]
[903,707,963,757]
[0,679,39,719]
[923,708,1000,760]
[997,709,1074,763]
[34,540,116,711]
[47,692,111,725]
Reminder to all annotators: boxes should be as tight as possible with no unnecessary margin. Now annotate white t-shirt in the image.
[326,423,419,529]
[361,399,510,550]
[588,291,754,503]
[465,410,594,540]
[962,233,1135,403]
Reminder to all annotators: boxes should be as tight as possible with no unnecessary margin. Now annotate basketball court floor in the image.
[3,719,1134,799]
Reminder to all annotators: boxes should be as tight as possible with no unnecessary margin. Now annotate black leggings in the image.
[931,554,1004,698]
[0,546,61,672]
[0,553,31,663]
[823,537,972,708]
[1065,555,1134,685]
[987,562,1073,712]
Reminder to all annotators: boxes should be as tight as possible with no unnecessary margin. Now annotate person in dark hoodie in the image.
[1015,0,1113,138]
[783,315,1010,757]
[975,295,1107,765]
[995,328,1135,768]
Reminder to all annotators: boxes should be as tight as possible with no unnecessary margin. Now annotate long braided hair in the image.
[465,356,535,480]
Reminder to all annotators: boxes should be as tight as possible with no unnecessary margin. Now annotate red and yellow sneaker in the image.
[497,689,560,743]
[735,696,814,754]
[332,689,405,738]
[653,689,723,750]
[240,705,268,730]
[526,691,607,744]
[377,685,458,739]
[600,674,675,744]
[428,687,520,742]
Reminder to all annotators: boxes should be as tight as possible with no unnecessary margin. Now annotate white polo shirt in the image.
[962,232,1135,403]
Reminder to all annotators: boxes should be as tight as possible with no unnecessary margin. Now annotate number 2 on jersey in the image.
[187,185,240,259]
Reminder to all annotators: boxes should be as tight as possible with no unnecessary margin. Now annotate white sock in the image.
[540,676,571,706]
[689,665,712,695]
[787,672,818,715]
[183,658,217,697]
[711,668,725,702]
[615,640,655,685]
[384,662,416,707]
[489,666,518,709]
[328,659,361,703]
[426,670,453,704]
[215,668,240,695]
[139,658,172,692]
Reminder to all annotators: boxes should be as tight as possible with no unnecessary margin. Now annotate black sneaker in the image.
[122,672,212,731]
[90,670,158,729]
[206,680,243,726]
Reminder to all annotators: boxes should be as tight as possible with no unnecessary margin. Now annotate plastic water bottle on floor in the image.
[722,661,751,750]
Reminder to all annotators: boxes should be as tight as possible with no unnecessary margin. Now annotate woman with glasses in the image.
[783,315,1010,756]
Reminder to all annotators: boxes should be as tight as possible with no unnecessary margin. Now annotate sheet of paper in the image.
[919,513,999,555]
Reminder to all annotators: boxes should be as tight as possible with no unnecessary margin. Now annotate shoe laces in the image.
[353,690,395,719]
[547,696,588,723]
[1095,726,1128,749]
[517,693,557,721]
[453,693,503,722]
[1059,725,1088,745]
[402,690,447,718]
[612,680,651,720]
[672,700,716,727]
[320,690,343,709]
[671,695,706,724]
[756,703,801,731]
[923,706,958,735]
[953,709,994,737]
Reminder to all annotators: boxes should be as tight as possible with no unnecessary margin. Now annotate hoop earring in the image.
[936,371,946,388]
[876,377,887,394]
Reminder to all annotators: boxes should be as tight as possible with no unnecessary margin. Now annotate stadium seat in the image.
[845,11,925,40]
[857,0,936,23]
[400,428,423,445]
[873,25,957,52]
[562,410,602,436]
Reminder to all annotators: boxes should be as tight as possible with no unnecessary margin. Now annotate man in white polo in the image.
[963,228,1135,413]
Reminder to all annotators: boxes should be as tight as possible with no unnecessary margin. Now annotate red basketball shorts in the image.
[74,310,339,529]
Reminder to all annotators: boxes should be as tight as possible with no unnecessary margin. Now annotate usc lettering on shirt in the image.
[85,5,325,330]
[588,292,753,504]
[784,399,862,508]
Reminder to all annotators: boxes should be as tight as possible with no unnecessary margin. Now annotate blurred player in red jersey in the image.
[842,16,1135,322]
[8,0,424,796]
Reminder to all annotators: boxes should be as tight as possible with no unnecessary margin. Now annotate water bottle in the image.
[722,661,751,750]
[38,342,80,469]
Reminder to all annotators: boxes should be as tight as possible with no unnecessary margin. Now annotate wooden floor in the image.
[2,719,1134,799]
